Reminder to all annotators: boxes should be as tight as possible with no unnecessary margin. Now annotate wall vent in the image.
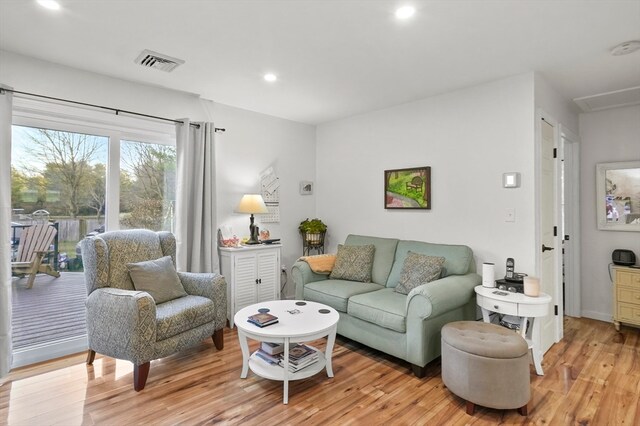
[573,86,640,112]
[134,50,185,72]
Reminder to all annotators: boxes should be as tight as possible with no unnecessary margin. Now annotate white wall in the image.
[1,51,317,296]
[209,102,316,297]
[579,105,640,321]
[534,73,579,135]
[316,73,537,277]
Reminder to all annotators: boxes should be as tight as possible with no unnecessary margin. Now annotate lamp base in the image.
[248,214,261,244]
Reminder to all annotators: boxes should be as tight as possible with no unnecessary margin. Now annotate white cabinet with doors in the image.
[219,244,281,328]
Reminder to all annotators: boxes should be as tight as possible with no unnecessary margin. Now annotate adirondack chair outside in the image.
[11,224,61,288]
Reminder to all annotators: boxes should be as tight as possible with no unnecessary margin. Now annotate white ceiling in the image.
[1,0,639,125]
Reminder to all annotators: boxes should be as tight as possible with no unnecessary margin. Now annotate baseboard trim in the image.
[580,310,612,323]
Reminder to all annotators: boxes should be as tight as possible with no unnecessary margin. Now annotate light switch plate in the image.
[505,208,516,222]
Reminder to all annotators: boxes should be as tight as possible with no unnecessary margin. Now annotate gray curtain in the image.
[0,85,13,380]
[175,120,217,273]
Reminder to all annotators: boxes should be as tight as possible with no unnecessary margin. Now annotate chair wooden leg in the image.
[466,401,475,415]
[411,364,426,378]
[86,349,96,365]
[133,362,150,392]
[212,328,224,350]
[518,403,529,416]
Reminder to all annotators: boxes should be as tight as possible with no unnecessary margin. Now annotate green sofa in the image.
[292,234,480,377]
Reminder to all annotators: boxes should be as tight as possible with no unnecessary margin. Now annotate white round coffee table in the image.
[234,300,339,404]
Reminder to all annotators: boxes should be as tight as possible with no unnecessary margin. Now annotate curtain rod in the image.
[0,88,226,133]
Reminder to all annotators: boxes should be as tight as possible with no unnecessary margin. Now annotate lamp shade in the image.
[235,194,268,214]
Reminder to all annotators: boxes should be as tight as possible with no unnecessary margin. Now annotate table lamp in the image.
[235,194,268,244]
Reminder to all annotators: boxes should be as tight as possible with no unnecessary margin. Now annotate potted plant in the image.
[298,218,327,246]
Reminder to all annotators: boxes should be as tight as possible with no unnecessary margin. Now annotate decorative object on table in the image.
[482,262,495,287]
[612,248,636,266]
[523,276,540,297]
[596,160,640,231]
[236,194,269,244]
[384,166,431,209]
[260,229,270,241]
[298,218,327,255]
[218,227,240,247]
[247,312,279,327]
[299,181,313,195]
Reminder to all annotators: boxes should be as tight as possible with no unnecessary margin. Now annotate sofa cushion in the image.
[304,279,384,312]
[127,255,187,304]
[348,288,407,333]
[330,244,375,282]
[394,252,445,295]
[387,240,473,287]
[345,235,399,285]
[156,295,215,341]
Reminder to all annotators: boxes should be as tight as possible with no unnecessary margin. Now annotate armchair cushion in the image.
[127,256,187,304]
[394,252,445,295]
[156,295,216,341]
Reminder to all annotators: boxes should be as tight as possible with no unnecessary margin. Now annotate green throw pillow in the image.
[127,255,187,304]
[394,251,445,295]
[329,244,376,283]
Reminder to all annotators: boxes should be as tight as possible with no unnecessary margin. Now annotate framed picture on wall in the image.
[596,161,640,231]
[300,181,313,195]
[384,166,431,209]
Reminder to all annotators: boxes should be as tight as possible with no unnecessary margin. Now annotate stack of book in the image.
[279,344,318,372]
[247,312,279,327]
[254,341,285,365]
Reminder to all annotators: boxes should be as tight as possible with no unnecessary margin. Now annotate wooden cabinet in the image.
[219,244,281,328]
[613,266,640,331]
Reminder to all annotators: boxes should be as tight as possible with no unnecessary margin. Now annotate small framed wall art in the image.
[384,166,431,209]
[300,181,313,195]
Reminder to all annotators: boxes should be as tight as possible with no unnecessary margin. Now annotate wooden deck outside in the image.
[11,272,87,350]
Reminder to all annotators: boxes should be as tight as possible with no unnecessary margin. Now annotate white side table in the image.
[474,285,551,375]
[234,300,339,404]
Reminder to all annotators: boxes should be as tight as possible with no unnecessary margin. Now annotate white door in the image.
[540,118,559,354]
[257,250,280,302]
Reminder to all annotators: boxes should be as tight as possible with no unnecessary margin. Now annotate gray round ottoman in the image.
[441,321,530,416]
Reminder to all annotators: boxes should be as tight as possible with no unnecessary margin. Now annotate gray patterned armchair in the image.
[81,229,226,391]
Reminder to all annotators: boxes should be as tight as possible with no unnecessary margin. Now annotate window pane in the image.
[119,140,176,232]
[10,125,108,271]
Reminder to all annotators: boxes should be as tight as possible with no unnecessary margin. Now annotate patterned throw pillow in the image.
[394,251,445,295]
[329,244,376,283]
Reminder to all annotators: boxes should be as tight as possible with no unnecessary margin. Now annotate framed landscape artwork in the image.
[384,166,431,209]
[596,161,640,231]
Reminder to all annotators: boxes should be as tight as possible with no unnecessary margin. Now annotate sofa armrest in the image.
[292,260,329,299]
[406,272,481,319]
[177,272,227,330]
[85,288,157,365]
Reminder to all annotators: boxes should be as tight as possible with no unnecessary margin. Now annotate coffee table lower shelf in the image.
[248,346,326,381]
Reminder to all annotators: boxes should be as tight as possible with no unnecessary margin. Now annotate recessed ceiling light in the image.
[264,73,277,82]
[37,0,61,10]
[395,6,415,20]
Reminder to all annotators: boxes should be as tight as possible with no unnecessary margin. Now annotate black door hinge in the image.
[554,305,558,316]
[565,235,570,241]
[553,226,557,236]
[553,148,557,158]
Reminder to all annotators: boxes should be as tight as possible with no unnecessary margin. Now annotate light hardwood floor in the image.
[1,316,638,425]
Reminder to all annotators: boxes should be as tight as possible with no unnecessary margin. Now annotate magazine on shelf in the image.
[247,312,279,327]
[255,349,281,365]
[261,341,285,355]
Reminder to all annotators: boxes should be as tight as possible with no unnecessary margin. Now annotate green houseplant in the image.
[298,218,327,251]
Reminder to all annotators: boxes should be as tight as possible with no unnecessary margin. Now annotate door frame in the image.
[560,125,581,318]
[535,109,563,343]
